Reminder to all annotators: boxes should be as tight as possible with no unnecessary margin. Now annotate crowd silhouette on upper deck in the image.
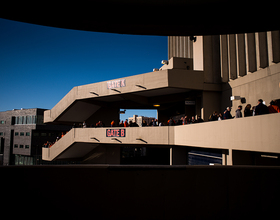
[43,99,279,148]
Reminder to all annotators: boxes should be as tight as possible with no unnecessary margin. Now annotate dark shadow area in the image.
[1,165,279,219]
[1,2,278,36]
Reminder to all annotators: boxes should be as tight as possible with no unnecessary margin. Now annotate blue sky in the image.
[0,18,167,119]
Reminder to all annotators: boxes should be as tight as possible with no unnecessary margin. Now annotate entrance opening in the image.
[120,109,157,126]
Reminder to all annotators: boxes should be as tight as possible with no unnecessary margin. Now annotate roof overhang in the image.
[44,68,216,124]
[1,1,278,36]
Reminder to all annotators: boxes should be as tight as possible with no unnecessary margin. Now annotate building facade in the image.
[128,115,155,127]
[0,108,70,165]
[41,31,280,166]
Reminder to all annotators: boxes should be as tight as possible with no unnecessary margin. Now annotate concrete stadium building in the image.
[43,32,280,166]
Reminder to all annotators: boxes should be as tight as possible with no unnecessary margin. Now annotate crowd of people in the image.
[43,99,279,148]
[75,99,280,129]
[43,132,66,148]
[209,99,280,121]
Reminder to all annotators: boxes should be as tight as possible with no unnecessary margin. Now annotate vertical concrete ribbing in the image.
[258,32,269,68]
[237,33,246,77]
[228,34,237,80]
[267,31,273,66]
[246,33,257,73]
[271,30,280,63]
[220,35,229,82]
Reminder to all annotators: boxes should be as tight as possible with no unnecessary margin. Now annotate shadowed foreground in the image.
[1,165,280,219]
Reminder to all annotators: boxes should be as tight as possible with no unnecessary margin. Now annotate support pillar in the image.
[170,148,172,165]
[222,149,233,165]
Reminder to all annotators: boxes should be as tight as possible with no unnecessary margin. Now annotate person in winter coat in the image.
[255,99,269,115]
[235,105,243,118]
[223,107,233,119]
[244,104,252,117]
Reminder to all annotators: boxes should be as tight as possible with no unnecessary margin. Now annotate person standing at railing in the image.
[235,105,243,118]
[244,104,252,117]
[223,107,233,119]
[268,100,280,113]
[124,119,129,127]
[83,121,87,128]
[255,99,269,115]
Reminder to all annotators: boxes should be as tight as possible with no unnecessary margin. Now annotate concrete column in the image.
[170,148,172,165]
[237,33,247,77]
[258,32,269,68]
[228,34,237,80]
[223,149,233,165]
[193,36,203,70]
[201,91,221,121]
[176,36,180,57]
[220,35,229,82]
[255,32,260,70]
[172,36,176,58]
[183,36,188,58]
[271,30,280,63]
[179,36,184,57]
[246,33,257,73]
[203,35,221,83]
[267,31,273,66]
[189,36,193,58]
[168,36,172,60]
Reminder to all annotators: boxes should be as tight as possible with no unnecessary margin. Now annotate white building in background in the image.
[128,115,155,127]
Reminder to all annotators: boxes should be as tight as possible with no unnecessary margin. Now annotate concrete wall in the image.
[168,36,193,59]
[43,113,280,165]
[228,62,280,114]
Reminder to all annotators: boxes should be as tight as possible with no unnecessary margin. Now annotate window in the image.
[25,145,29,149]
[20,132,24,136]
[26,116,32,124]
[15,132,19,136]
[19,145,24,148]
[0,132,3,136]
[18,116,22,124]
[14,144,18,148]
[41,133,47,137]
[22,116,26,124]
[1,120,5,124]
[32,116,36,124]
[15,115,37,124]
[26,132,30,136]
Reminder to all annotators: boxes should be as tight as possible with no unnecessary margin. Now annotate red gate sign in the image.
[106,129,126,137]
[107,79,126,89]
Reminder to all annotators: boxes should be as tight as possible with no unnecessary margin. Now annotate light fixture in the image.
[111,89,121,93]
[190,36,197,42]
[135,84,147,89]
[120,110,126,114]
[111,138,122,143]
[153,68,159,72]
[161,60,168,65]
[90,137,100,142]
[153,104,160,107]
[230,96,246,104]
[90,91,99,96]
[230,96,241,101]
[136,138,148,144]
